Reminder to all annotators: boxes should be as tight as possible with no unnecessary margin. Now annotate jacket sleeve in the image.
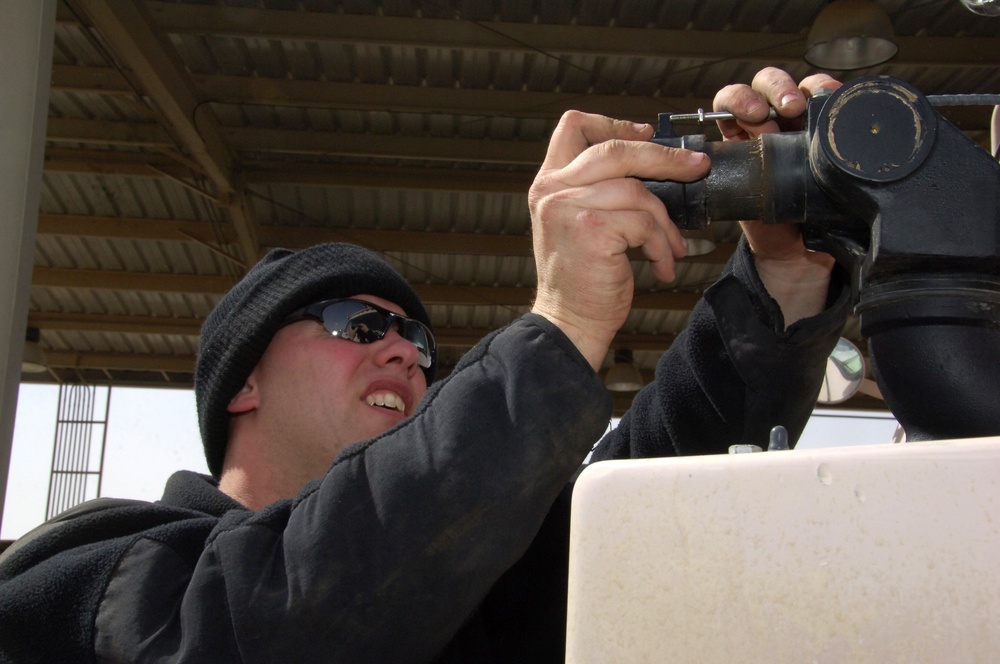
[590,237,852,461]
[94,314,613,663]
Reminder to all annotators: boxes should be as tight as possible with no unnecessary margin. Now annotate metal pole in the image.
[0,0,56,533]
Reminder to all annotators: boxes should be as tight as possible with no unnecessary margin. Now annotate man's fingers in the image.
[531,110,710,366]
[538,181,687,281]
[713,83,771,121]
[551,140,709,191]
[751,66,807,118]
[714,67,818,140]
[713,68,846,142]
[799,73,843,99]
[541,111,654,172]
[714,83,768,139]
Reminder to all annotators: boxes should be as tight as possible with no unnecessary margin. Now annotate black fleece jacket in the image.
[0,239,849,663]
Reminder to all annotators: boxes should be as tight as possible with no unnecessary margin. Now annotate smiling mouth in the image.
[365,391,406,415]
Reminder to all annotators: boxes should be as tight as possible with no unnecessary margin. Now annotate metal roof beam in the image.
[46,117,173,148]
[47,119,548,164]
[29,310,678,352]
[50,65,995,135]
[32,267,237,295]
[44,349,195,373]
[35,213,736,264]
[30,311,203,336]
[37,213,237,244]
[30,267,704,310]
[66,0,260,266]
[143,2,1000,68]
[49,64,134,95]
[224,127,547,165]
[42,147,535,191]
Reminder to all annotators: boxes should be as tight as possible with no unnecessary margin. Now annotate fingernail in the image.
[746,101,765,117]
[779,93,799,108]
[632,122,650,133]
[687,151,707,165]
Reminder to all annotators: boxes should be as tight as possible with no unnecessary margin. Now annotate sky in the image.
[1,383,899,541]
[3,383,207,540]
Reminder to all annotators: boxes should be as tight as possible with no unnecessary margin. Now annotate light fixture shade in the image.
[21,328,48,374]
[605,349,644,392]
[960,0,1000,16]
[805,0,898,70]
[682,230,717,258]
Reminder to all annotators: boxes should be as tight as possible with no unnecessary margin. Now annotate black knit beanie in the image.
[195,243,433,478]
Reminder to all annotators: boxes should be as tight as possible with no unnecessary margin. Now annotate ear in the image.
[227,368,259,414]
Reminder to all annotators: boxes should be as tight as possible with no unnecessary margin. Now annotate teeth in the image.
[366,392,405,415]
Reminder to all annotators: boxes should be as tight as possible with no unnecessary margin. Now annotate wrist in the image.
[529,303,615,373]
[753,252,834,328]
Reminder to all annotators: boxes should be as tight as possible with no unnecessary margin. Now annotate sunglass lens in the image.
[402,324,433,368]
[320,301,434,369]
[321,302,378,341]
[344,309,389,343]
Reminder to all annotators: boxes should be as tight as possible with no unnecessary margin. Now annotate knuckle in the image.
[530,182,573,219]
[623,175,652,200]
[528,181,554,213]
[558,109,590,131]
[637,210,658,235]
[713,83,744,110]
[752,66,784,86]
[530,170,562,194]
[753,67,793,97]
[572,207,604,233]
[589,138,630,165]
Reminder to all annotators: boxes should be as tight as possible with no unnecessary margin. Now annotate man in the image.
[0,69,848,662]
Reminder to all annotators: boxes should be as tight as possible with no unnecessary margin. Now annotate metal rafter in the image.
[142,2,1000,68]
[27,310,681,351]
[35,213,737,264]
[29,266,705,310]
[65,0,260,267]
[49,65,996,135]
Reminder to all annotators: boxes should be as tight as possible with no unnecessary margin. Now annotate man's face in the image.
[238,294,429,478]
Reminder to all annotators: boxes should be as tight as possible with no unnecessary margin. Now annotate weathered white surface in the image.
[566,437,1000,663]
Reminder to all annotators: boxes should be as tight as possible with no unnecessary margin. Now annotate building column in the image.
[0,0,56,533]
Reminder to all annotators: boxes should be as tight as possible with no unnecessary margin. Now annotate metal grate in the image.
[45,384,111,519]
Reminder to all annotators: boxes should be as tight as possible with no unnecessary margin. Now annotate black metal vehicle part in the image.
[644,76,1000,442]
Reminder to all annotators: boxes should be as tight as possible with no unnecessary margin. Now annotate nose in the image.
[372,327,425,379]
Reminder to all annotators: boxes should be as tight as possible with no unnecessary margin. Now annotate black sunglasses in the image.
[282,299,436,369]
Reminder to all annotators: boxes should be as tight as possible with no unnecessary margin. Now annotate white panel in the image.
[567,437,1000,663]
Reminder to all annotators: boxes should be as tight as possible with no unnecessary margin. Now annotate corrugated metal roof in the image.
[24,0,1000,414]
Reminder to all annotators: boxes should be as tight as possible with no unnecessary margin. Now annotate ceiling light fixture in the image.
[805,0,898,70]
[22,327,48,374]
[682,230,717,258]
[605,349,644,392]
[960,0,1000,16]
